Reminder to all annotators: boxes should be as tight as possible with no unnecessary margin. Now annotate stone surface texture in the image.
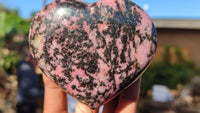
[29,0,157,108]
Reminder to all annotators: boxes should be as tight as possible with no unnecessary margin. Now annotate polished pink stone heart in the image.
[29,0,157,109]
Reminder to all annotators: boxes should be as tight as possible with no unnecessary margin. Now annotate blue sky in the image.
[1,0,200,19]
[0,0,200,19]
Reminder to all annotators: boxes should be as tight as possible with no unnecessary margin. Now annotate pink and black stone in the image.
[29,0,157,109]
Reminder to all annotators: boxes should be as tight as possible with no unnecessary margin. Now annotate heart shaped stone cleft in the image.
[29,0,157,109]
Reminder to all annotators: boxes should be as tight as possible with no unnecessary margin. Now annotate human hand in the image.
[42,74,141,113]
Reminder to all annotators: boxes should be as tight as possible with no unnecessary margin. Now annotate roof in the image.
[152,19,200,30]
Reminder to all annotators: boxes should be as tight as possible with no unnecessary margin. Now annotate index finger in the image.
[43,74,68,113]
[115,78,141,113]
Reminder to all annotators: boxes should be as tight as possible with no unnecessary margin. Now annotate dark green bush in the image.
[141,46,200,95]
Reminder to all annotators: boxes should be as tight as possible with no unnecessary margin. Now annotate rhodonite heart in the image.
[29,0,157,109]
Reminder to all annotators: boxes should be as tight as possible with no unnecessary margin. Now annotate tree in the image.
[0,5,31,74]
[140,46,200,96]
[43,0,46,7]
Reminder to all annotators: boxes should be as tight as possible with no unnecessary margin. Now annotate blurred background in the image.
[0,0,200,113]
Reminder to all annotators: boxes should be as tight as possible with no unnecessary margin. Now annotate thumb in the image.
[75,102,99,113]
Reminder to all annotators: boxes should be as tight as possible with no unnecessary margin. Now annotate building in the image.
[152,19,200,67]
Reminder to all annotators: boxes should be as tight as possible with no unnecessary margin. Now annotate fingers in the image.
[115,78,141,113]
[43,74,68,113]
[42,73,59,89]
[102,95,119,113]
[75,102,99,113]
[42,73,140,113]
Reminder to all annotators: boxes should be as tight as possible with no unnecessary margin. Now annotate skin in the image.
[42,74,141,113]
[30,0,156,110]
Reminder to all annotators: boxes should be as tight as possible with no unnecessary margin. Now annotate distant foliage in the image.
[3,10,30,35]
[141,46,200,95]
[0,4,31,75]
